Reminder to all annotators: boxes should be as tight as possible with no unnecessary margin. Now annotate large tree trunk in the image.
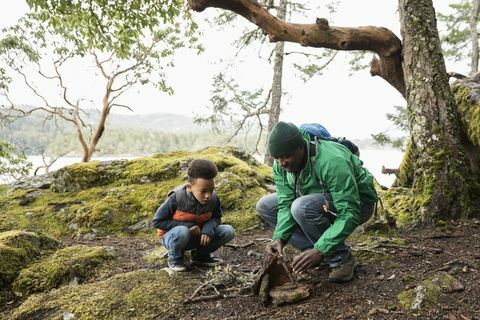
[264,0,286,166]
[398,0,477,221]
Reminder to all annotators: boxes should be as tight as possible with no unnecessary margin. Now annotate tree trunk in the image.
[264,0,286,166]
[84,77,113,162]
[398,0,476,221]
[469,0,480,76]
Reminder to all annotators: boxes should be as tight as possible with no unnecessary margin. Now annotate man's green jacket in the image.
[272,130,378,256]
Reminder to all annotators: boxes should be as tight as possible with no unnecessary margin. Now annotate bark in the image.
[84,77,113,162]
[469,0,480,76]
[399,0,476,220]
[188,0,405,97]
[264,0,286,166]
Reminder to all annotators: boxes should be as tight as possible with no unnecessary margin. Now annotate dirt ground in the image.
[3,221,480,319]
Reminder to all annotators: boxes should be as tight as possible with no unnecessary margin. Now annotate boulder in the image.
[12,245,115,297]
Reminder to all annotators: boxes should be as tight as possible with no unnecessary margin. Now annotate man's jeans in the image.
[256,193,374,267]
[161,224,235,262]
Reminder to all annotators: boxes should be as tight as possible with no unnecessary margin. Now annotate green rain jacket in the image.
[272,130,378,256]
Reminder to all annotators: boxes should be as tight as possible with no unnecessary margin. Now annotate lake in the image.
[2,148,404,187]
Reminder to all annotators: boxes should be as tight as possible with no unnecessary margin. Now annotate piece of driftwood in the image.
[252,254,311,306]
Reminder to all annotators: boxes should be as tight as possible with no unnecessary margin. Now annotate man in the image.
[256,121,377,282]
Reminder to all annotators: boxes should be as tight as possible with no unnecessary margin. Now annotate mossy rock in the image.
[10,269,198,320]
[0,230,59,288]
[397,271,463,310]
[12,245,116,297]
[0,147,272,237]
[143,246,167,265]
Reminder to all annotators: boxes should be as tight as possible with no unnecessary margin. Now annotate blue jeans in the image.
[256,193,373,267]
[161,224,235,262]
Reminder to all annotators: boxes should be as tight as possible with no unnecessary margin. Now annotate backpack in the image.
[299,123,360,157]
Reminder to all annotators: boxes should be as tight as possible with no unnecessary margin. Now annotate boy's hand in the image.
[200,234,211,246]
[189,225,201,237]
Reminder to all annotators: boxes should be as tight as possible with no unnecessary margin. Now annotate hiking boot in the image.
[328,254,358,283]
[191,254,223,267]
[167,259,187,272]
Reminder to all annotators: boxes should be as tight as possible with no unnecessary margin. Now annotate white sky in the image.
[0,1,467,139]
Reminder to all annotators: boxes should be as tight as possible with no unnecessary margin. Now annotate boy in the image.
[152,159,235,271]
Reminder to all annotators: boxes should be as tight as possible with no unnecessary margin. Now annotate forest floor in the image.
[3,221,480,319]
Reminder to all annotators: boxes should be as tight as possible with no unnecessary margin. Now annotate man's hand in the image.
[189,225,201,237]
[265,238,284,257]
[200,234,211,246]
[292,248,323,273]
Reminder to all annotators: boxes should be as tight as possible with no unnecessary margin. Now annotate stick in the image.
[225,241,255,249]
[279,259,297,287]
[183,293,247,304]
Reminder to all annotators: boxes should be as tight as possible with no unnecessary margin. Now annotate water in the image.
[2,148,404,187]
[359,148,404,187]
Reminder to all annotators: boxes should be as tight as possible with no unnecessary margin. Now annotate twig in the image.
[249,311,270,319]
[185,282,211,303]
[183,293,246,304]
[225,241,255,249]
[242,223,262,233]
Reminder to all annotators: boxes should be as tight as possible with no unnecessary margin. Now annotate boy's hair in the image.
[187,159,218,183]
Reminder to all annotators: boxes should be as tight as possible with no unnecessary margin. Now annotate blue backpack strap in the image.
[309,137,326,189]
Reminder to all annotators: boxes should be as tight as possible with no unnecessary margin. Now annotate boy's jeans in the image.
[161,224,235,262]
[256,193,373,267]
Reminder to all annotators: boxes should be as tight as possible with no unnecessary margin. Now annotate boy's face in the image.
[187,178,215,205]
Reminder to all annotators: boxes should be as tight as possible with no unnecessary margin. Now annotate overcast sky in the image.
[0,1,466,139]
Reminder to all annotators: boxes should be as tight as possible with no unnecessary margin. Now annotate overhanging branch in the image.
[189,0,405,97]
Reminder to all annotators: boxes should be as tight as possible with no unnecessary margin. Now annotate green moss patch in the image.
[11,269,198,320]
[12,245,115,297]
[0,231,59,288]
[0,147,272,237]
[397,271,463,310]
[379,187,418,228]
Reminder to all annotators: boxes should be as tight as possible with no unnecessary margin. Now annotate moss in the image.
[396,141,413,188]
[0,147,272,237]
[143,246,167,265]
[397,288,415,310]
[11,269,198,320]
[397,271,459,310]
[12,245,115,297]
[379,187,419,227]
[0,231,59,288]
[452,84,480,147]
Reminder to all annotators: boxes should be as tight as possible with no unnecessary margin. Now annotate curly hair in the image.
[187,159,218,182]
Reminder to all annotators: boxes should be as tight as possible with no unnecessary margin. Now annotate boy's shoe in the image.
[328,254,358,283]
[167,259,187,272]
[191,254,223,267]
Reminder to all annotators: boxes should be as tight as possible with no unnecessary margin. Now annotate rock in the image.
[143,247,168,265]
[63,312,76,320]
[10,269,198,319]
[411,284,427,310]
[0,231,59,288]
[125,218,152,233]
[9,173,55,190]
[12,245,115,297]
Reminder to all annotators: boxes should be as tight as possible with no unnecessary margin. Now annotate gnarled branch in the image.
[188,0,405,97]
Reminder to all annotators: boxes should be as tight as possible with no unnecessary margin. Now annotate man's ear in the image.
[186,183,192,191]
